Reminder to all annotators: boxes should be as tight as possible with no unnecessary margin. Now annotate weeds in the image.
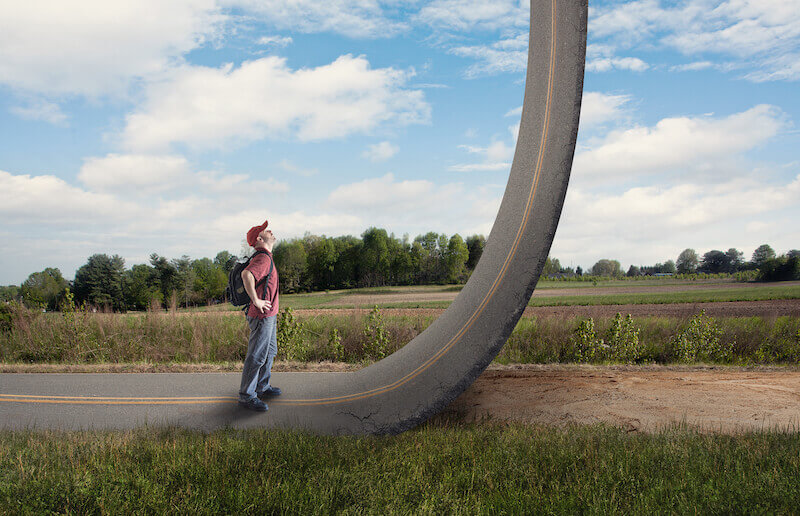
[362,306,391,360]
[1,304,799,365]
[277,308,310,361]
[671,310,732,363]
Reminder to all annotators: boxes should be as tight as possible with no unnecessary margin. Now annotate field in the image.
[277,278,800,310]
[3,278,800,511]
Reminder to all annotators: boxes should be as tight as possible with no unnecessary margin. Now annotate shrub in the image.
[362,306,390,360]
[571,318,604,362]
[277,307,310,361]
[671,310,732,363]
[606,313,642,363]
[326,327,345,362]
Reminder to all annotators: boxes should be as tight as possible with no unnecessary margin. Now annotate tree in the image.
[331,236,361,289]
[575,266,583,276]
[465,235,486,270]
[192,258,227,304]
[699,250,729,273]
[20,268,69,310]
[758,254,800,282]
[543,256,562,276]
[725,248,744,272]
[752,244,776,268]
[0,285,20,303]
[788,250,800,259]
[150,253,178,306]
[662,259,676,274]
[73,255,126,310]
[443,234,469,283]
[305,235,338,290]
[590,259,622,277]
[124,264,161,310]
[359,227,393,287]
[626,265,641,277]
[274,239,308,293]
[171,255,195,307]
[676,248,699,274]
[214,251,236,275]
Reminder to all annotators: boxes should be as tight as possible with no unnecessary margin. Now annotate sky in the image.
[1,0,799,285]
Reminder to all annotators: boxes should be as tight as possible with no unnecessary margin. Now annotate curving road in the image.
[1,0,587,435]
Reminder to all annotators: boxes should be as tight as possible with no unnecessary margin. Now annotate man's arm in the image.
[241,270,272,313]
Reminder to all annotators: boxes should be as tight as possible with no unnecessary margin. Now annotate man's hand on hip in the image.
[252,299,272,313]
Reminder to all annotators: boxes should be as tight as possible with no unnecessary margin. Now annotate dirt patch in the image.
[297,299,800,319]
[442,365,800,434]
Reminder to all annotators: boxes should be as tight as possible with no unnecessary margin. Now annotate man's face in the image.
[259,228,276,245]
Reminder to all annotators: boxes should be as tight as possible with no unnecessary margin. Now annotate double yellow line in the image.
[1,0,560,409]
[0,393,237,405]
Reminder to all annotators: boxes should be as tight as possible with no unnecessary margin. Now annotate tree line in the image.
[0,228,485,311]
[1,233,797,312]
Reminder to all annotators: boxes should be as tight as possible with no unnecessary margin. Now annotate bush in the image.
[571,318,603,363]
[362,306,391,360]
[671,310,732,363]
[606,313,642,363]
[277,307,310,361]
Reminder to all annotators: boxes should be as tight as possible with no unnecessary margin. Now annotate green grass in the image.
[2,422,800,513]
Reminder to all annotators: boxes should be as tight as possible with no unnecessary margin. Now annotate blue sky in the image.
[1,0,799,284]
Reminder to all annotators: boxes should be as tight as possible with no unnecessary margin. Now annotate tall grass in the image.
[2,423,800,513]
[2,303,799,365]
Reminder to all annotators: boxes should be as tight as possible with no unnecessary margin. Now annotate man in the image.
[238,219,281,412]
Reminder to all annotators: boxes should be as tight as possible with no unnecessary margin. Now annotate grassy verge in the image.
[2,423,800,513]
[2,304,800,366]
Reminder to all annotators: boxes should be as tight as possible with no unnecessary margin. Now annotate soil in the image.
[441,365,800,434]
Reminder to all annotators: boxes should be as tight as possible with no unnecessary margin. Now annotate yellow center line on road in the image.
[0,393,238,405]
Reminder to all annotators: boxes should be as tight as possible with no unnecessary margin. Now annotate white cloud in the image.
[586,57,649,73]
[328,173,434,209]
[580,92,631,128]
[324,172,494,237]
[504,106,522,118]
[449,34,527,77]
[9,99,68,126]
[670,61,715,72]
[362,141,399,162]
[257,35,293,47]
[225,0,408,38]
[554,173,800,269]
[573,105,787,179]
[450,140,514,172]
[0,0,225,97]
[0,170,135,224]
[590,0,800,82]
[415,0,528,32]
[78,153,289,202]
[122,55,430,151]
[278,159,318,177]
[78,154,191,193]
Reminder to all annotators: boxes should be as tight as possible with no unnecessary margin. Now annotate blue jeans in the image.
[239,315,277,401]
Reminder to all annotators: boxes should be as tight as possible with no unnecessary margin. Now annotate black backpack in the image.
[227,250,274,310]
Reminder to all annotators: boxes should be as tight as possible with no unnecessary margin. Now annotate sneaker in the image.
[258,386,282,398]
[238,397,268,412]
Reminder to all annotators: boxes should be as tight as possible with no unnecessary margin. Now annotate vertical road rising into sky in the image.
[0,0,587,434]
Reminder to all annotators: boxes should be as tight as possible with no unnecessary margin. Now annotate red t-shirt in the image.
[244,249,279,318]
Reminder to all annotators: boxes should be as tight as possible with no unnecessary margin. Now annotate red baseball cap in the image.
[246,219,269,247]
